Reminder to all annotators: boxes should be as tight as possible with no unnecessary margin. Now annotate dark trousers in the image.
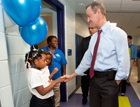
[30,95,55,107]
[120,80,126,93]
[81,73,90,99]
[90,71,119,107]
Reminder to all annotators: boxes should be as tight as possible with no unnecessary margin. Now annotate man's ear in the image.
[96,9,101,17]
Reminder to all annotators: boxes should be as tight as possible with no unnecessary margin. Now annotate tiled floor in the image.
[130,66,140,100]
[61,84,140,107]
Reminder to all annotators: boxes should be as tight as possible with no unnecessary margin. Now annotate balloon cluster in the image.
[2,0,48,45]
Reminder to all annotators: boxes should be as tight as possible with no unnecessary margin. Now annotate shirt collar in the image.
[29,66,48,74]
[100,21,111,33]
[47,46,59,54]
[41,66,48,74]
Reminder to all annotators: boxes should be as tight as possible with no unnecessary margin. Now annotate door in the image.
[75,34,83,88]
[41,0,66,102]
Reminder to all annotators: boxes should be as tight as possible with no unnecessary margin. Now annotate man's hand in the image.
[116,80,121,85]
[56,77,65,83]
[61,75,73,82]
[133,61,137,66]
[61,72,78,82]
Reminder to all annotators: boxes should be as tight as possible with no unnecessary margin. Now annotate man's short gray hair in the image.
[86,1,106,16]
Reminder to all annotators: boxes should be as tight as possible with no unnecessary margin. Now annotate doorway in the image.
[40,0,66,102]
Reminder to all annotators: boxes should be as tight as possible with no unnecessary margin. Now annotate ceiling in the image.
[64,0,140,37]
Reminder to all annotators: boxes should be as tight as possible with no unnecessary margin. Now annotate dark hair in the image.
[128,35,132,39]
[86,1,106,16]
[47,35,57,44]
[25,49,52,68]
[30,45,39,51]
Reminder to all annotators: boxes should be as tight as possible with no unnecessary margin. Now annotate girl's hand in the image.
[56,77,65,83]
[61,75,73,82]
[48,79,53,83]
[49,75,53,80]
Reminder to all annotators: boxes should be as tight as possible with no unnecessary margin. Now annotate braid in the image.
[25,51,35,68]
[25,52,31,69]
[25,49,53,68]
[25,49,45,68]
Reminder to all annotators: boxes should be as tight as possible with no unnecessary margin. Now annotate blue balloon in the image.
[20,17,48,45]
[2,0,41,26]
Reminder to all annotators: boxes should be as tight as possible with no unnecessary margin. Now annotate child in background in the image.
[49,62,60,80]
[25,49,64,107]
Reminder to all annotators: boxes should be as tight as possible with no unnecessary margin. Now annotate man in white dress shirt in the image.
[62,1,130,107]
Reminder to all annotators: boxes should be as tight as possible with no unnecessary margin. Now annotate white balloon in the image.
[3,10,15,28]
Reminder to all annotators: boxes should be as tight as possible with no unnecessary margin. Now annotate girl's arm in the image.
[49,67,58,80]
[35,77,64,96]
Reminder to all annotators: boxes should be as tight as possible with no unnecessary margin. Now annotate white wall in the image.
[133,36,140,46]
[76,15,89,37]
[0,2,31,107]
[6,25,31,107]
[0,2,14,107]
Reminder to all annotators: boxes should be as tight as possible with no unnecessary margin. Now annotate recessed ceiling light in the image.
[79,3,85,7]
[132,0,140,1]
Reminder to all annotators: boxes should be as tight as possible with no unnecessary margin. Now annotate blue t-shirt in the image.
[42,46,67,80]
[129,44,137,59]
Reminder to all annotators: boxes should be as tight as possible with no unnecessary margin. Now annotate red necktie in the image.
[89,30,102,78]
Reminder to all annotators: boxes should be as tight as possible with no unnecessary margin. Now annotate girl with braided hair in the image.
[25,49,64,107]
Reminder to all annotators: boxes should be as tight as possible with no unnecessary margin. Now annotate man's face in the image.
[86,6,98,29]
[88,27,98,35]
[128,38,132,45]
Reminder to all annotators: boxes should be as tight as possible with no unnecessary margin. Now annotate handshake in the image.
[55,74,73,83]
[55,72,78,83]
